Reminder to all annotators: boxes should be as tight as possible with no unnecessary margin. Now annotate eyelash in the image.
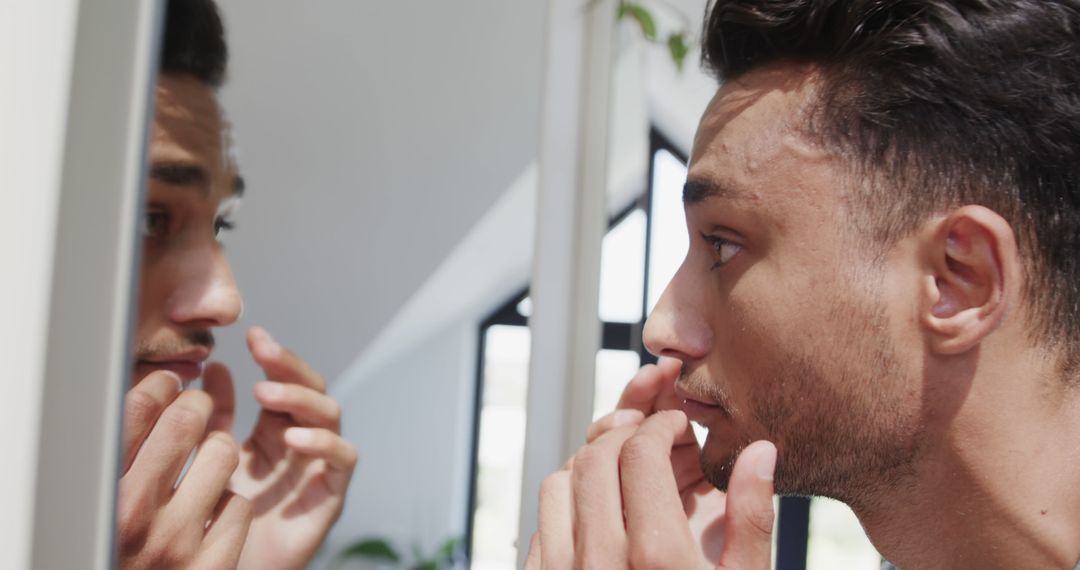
[214,217,235,237]
[141,207,236,240]
[700,233,741,269]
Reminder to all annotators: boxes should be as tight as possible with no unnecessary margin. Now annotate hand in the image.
[525,410,777,569]
[589,358,728,559]
[203,327,358,570]
[118,370,252,569]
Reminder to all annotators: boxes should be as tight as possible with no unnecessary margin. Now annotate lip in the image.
[135,349,210,383]
[674,382,724,426]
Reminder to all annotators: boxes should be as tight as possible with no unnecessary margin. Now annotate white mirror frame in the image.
[0,1,162,567]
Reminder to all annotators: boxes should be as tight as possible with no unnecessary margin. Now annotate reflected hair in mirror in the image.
[161,0,228,88]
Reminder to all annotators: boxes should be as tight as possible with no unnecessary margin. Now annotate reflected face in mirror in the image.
[643,64,922,501]
[132,73,244,385]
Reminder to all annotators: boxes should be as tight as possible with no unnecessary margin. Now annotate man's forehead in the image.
[151,74,239,191]
[690,64,822,167]
[685,65,836,207]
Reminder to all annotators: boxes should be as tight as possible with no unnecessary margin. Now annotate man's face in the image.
[643,64,925,502]
[132,74,243,386]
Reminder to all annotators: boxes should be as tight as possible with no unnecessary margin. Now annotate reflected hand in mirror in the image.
[118,1,357,568]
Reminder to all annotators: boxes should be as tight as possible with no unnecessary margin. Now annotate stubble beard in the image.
[698,296,924,510]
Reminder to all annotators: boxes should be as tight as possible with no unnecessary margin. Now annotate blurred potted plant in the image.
[333,536,465,570]
[592,0,693,70]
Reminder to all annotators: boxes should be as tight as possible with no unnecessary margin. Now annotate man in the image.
[528,0,1080,568]
[118,1,357,567]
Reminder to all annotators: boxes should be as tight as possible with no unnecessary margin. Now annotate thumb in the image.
[203,362,236,434]
[717,440,777,570]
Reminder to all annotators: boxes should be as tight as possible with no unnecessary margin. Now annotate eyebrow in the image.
[683,178,744,205]
[150,161,245,197]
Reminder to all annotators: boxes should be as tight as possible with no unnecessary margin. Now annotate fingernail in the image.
[756,444,777,481]
[254,329,281,356]
[612,409,644,426]
[259,381,283,398]
[285,427,313,446]
[159,370,183,393]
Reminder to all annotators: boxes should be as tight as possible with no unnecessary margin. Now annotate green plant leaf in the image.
[618,2,658,41]
[667,32,690,71]
[436,537,463,562]
[337,538,402,563]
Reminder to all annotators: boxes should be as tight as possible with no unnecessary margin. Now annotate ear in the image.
[920,206,1019,355]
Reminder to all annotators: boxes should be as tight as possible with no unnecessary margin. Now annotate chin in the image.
[700,430,752,492]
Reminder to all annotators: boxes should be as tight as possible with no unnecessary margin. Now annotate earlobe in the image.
[921,206,1017,355]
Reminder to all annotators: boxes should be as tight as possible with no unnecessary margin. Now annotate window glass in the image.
[592,349,641,420]
[471,325,531,570]
[647,148,690,313]
[598,209,647,323]
[807,498,881,569]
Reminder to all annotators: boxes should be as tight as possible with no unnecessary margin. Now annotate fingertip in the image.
[612,408,645,427]
[284,426,314,447]
[253,380,284,400]
[158,370,184,393]
[656,355,681,368]
[247,326,281,359]
[657,408,689,427]
[202,361,230,382]
[751,441,777,481]
[247,325,269,343]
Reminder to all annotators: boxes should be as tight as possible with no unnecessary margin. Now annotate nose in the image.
[168,242,242,328]
[643,262,712,361]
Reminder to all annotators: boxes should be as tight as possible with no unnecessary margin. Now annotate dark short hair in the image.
[702,0,1080,359]
[160,0,228,88]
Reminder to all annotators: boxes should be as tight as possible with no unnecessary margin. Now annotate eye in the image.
[213,216,235,239]
[142,208,171,238]
[701,233,741,268]
[214,195,241,241]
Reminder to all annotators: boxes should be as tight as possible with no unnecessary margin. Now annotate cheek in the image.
[711,267,852,398]
[134,246,174,334]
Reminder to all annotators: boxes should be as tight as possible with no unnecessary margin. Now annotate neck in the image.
[854,349,1080,569]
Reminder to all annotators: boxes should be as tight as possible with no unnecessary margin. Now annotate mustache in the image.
[134,330,215,360]
[678,363,737,418]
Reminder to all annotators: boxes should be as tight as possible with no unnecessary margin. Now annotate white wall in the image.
[320,320,479,567]
[0,2,80,566]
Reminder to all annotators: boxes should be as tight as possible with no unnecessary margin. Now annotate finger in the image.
[254,381,342,431]
[615,357,682,415]
[537,470,574,569]
[123,389,214,503]
[585,408,645,443]
[247,409,294,463]
[199,491,253,569]
[571,425,640,567]
[523,533,542,570]
[284,427,359,491]
[203,362,236,434]
[121,370,183,474]
[717,441,777,570]
[671,443,707,492]
[169,432,240,530]
[619,411,698,552]
[247,326,326,392]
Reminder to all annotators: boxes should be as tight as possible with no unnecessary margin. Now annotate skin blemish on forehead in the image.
[688,63,837,207]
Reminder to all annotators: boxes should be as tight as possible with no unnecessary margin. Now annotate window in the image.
[466,130,881,570]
